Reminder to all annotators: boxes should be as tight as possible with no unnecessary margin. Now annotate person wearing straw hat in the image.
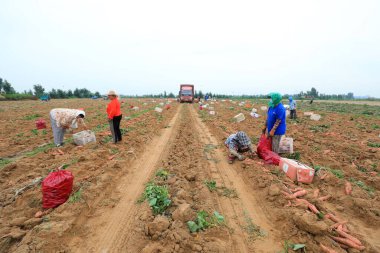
[49,108,87,147]
[106,90,122,144]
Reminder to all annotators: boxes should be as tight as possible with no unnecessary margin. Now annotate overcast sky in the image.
[1,0,379,97]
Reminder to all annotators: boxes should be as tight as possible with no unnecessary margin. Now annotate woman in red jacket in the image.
[106,90,122,143]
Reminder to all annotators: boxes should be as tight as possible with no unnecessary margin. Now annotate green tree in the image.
[49,89,57,98]
[3,80,16,94]
[347,92,354,99]
[0,78,3,92]
[94,91,100,97]
[168,92,175,98]
[67,90,73,97]
[33,84,45,97]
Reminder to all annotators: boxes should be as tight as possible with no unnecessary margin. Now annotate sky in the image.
[0,0,379,97]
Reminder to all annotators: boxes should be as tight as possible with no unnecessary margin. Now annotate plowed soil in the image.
[0,99,379,253]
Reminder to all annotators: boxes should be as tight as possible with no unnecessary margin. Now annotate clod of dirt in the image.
[6,228,26,240]
[167,177,177,185]
[172,203,194,222]
[3,163,17,172]
[203,238,227,253]
[185,174,196,182]
[191,243,203,252]
[23,218,42,229]
[268,184,281,196]
[141,242,164,253]
[352,197,372,209]
[9,217,28,227]
[292,212,329,235]
[147,215,170,236]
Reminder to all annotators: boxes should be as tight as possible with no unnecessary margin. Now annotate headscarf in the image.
[288,96,293,101]
[76,109,86,117]
[268,92,282,108]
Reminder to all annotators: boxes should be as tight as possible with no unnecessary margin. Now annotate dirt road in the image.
[66,104,281,252]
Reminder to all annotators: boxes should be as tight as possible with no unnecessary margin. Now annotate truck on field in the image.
[179,84,195,103]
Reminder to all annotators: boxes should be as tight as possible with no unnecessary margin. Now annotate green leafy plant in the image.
[42,129,47,135]
[0,158,11,169]
[349,178,375,194]
[31,129,39,136]
[286,151,301,160]
[142,182,171,215]
[329,168,344,179]
[204,180,217,191]
[69,188,83,203]
[23,114,41,120]
[187,210,225,233]
[155,169,169,180]
[367,142,380,148]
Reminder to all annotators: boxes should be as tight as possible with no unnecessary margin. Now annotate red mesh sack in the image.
[257,134,281,165]
[42,170,74,209]
[35,119,47,129]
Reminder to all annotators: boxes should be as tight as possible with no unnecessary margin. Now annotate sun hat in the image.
[108,90,117,96]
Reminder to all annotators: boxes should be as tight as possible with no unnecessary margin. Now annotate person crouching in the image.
[225,131,254,164]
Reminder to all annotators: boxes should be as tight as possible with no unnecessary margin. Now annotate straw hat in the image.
[108,90,117,96]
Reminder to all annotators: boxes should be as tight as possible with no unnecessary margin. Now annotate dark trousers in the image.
[111,115,122,143]
[290,110,297,119]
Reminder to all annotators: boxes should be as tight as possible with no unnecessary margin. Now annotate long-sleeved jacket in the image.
[107,99,121,119]
[50,108,85,128]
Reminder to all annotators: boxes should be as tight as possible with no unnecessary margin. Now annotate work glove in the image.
[269,129,275,137]
[238,154,246,161]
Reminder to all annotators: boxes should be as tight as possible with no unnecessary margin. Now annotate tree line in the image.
[0,78,101,100]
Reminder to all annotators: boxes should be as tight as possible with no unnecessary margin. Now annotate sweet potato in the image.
[313,189,320,198]
[285,200,292,207]
[283,189,307,199]
[326,213,343,223]
[294,198,310,207]
[345,181,352,195]
[57,149,64,155]
[318,195,331,201]
[291,187,304,193]
[331,236,365,250]
[308,203,320,214]
[108,155,116,160]
[335,229,362,246]
[320,243,338,253]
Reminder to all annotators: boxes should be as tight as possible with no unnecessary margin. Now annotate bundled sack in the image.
[35,119,47,129]
[42,170,74,209]
[257,134,281,165]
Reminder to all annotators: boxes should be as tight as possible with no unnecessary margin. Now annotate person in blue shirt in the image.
[288,96,297,119]
[262,92,286,153]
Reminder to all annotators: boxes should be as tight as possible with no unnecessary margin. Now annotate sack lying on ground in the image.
[257,134,280,165]
[42,170,74,209]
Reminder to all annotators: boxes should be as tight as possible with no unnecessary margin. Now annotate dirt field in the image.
[0,98,379,253]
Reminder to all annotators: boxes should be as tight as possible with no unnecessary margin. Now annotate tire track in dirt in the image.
[69,105,182,253]
[189,106,282,252]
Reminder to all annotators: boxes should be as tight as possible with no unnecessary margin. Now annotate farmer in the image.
[49,108,87,147]
[289,96,297,119]
[262,92,286,154]
[225,131,254,164]
[106,90,122,144]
